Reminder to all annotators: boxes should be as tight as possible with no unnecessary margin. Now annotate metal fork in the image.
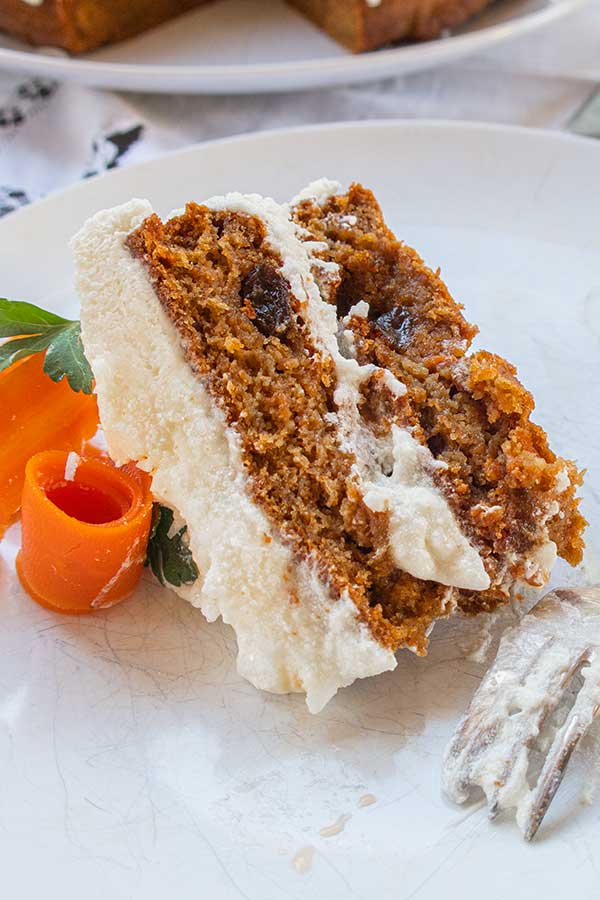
[442,585,600,840]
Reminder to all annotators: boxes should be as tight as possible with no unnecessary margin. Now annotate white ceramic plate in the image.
[0,121,599,899]
[0,0,586,93]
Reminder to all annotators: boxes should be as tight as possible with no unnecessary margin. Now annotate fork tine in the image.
[443,586,600,840]
[443,626,579,814]
[487,641,593,818]
[521,656,600,841]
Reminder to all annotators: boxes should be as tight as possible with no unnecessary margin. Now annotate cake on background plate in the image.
[0,0,494,53]
[71,180,585,713]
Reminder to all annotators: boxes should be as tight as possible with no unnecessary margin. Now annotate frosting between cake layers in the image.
[362,427,490,590]
[72,198,397,713]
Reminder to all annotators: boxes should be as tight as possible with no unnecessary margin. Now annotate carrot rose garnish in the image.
[0,353,99,537]
[16,450,153,613]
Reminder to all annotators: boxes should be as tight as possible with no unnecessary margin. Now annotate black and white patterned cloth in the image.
[0,2,596,218]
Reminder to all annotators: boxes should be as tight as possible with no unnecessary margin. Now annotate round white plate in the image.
[0,121,599,899]
[0,0,585,93]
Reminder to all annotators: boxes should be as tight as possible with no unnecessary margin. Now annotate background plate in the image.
[0,0,585,93]
[0,121,599,899]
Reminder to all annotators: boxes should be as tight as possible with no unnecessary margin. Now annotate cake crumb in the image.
[292,845,315,874]
[319,813,351,837]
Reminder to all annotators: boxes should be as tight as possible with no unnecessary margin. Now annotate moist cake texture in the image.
[72,182,585,711]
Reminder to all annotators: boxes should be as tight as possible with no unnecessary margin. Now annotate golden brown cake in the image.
[1,0,494,54]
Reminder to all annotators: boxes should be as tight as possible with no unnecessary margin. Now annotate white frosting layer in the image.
[363,427,490,590]
[72,199,396,714]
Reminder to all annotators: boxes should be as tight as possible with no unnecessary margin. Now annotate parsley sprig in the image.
[1,300,198,589]
[145,505,199,588]
[0,298,94,394]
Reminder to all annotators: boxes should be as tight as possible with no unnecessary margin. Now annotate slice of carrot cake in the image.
[71,184,585,712]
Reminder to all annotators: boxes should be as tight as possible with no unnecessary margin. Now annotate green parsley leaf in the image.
[145,504,199,588]
[0,329,62,372]
[0,298,70,337]
[0,299,93,394]
[43,321,94,394]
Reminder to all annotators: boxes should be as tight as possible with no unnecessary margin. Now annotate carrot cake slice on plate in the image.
[71,182,585,712]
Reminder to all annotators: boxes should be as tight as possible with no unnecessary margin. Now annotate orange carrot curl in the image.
[16,450,153,614]
[0,353,99,537]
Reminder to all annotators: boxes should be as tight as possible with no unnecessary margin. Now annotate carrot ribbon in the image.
[0,353,99,537]
[16,450,153,614]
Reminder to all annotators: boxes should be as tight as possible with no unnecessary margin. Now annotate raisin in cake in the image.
[1,0,493,53]
[71,183,585,712]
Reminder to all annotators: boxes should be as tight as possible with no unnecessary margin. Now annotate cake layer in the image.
[291,180,586,615]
